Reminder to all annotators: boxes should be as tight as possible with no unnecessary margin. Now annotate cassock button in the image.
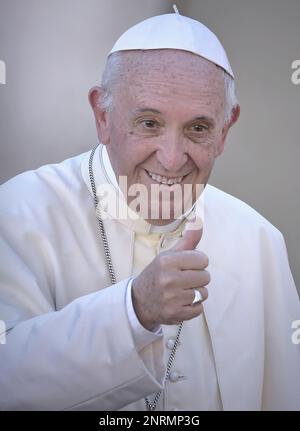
[169,371,180,382]
[166,338,176,350]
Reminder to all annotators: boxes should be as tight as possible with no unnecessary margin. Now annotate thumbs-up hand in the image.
[131,222,210,330]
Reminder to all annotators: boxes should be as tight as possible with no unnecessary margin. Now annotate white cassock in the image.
[0,144,299,411]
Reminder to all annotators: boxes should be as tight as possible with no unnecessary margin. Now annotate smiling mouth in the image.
[144,169,189,185]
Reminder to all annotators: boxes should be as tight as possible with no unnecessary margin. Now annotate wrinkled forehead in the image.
[114,49,224,83]
[110,50,226,111]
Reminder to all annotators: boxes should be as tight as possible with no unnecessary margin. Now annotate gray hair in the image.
[99,51,238,124]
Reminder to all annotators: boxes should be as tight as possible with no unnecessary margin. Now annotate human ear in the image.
[88,86,111,145]
[215,104,240,157]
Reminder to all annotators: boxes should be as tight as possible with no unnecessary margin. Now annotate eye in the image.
[191,124,207,133]
[141,119,159,129]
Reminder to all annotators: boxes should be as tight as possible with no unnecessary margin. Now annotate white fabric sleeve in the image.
[0,276,166,411]
[0,214,166,410]
[126,277,163,351]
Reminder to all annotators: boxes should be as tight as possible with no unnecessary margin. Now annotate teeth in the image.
[148,171,183,185]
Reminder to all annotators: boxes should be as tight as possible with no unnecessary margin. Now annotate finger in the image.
[176,269,211,289]
[171,250,209,270]
[181,287,209,306]
[171,224,203,252]
[180,301,204,322]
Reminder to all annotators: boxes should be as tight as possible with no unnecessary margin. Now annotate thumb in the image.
[172,224,203,252]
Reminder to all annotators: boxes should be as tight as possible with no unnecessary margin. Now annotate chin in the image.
[145,198,194,225]
[146,218,174,226]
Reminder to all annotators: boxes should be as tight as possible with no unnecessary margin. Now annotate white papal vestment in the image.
[0,145,299,410]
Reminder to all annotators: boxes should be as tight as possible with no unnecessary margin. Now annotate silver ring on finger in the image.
[192,288,203,305]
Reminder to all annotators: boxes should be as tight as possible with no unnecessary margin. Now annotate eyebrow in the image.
[189,116,215,127]
[133,108,215,127]
[133,108,162,115]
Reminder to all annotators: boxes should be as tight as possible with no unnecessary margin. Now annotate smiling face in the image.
[90,50,239,225]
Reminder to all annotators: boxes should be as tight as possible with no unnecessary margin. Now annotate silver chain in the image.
[89,146,117,284]
[144,321,183,411]
[88,145,183,411]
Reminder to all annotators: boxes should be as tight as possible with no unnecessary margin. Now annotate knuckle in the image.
[158,252,173,270]
[184,303,204,321]
[196,251,209,268]
[202,254,209,268]
[200,287,208,301]
[202,270,211,286]
[195,303,204,316]
[197,251,209,268]
[158,272,173,288]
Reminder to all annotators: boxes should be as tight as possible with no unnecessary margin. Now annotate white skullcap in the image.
[109,8,234,78]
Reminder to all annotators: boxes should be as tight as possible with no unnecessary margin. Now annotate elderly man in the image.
[0,10,299,411]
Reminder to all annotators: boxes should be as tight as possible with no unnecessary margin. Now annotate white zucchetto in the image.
[109,8,234,78]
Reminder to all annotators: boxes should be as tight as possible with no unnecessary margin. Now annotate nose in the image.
[156,131,188,174]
